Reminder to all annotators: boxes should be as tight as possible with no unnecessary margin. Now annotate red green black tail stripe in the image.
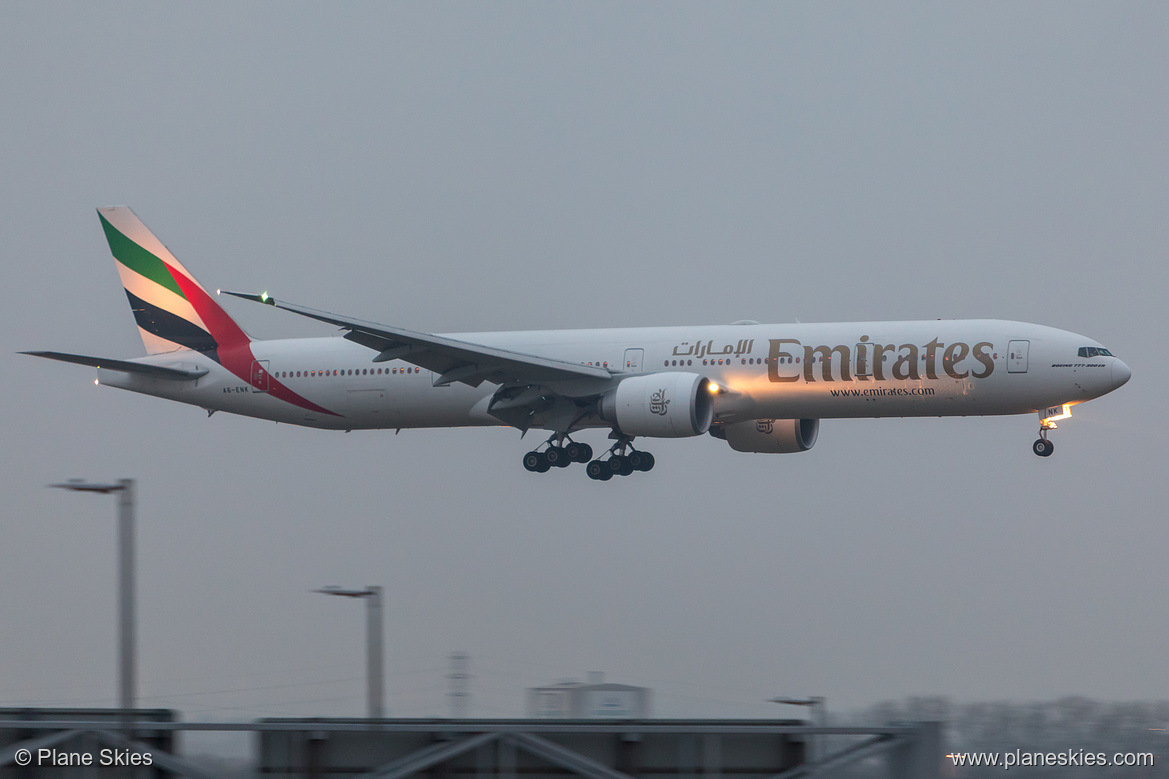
[99,206,340,417]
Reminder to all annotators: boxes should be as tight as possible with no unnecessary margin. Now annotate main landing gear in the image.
[522,435,594,473]
[584,435,655,481]
[521,433,656,479]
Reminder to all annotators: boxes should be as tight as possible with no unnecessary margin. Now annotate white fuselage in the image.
[98,319,1129,434]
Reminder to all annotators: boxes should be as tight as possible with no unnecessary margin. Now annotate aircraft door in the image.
[1007,340,1029,373]
[347,389,393,425]
[623,348,644,373]
[250,360,270,392]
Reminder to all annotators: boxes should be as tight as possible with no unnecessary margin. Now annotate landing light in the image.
[1040,403,1072,430]
[708,382,720,393]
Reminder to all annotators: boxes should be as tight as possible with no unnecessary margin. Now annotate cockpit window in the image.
[1078,346,1114,358]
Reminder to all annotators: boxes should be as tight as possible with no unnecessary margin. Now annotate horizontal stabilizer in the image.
[20,351,208,380]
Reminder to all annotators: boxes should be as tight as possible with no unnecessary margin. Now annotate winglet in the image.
[220,290,276,306]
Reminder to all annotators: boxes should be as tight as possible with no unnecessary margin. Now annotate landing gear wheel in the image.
[1033,438,1054,457]
[586,460,612,480]
[523,451,550,472]
[607,455,628,475]
[635,452,655,472]
[566,442,593,463]
[546,446,571,468]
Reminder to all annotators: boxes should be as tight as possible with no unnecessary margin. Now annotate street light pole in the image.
[315,586,384,719]
[367,586,383,719]
[117,479,135,713]
[50,478,136,712]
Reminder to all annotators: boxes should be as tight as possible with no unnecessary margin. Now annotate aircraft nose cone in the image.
[1112,359,1131,389]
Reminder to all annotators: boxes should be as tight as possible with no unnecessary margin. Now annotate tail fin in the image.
[97,206,250,357]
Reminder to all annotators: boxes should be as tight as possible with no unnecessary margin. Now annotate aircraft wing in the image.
[220,292,613,388]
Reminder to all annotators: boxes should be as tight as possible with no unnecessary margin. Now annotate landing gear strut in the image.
[586,434,655,481]
[522,434,593,473]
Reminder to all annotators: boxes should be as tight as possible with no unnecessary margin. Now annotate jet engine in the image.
[600,372,715,438]
[712,418,819,453]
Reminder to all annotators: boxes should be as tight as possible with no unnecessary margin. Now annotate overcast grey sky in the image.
[2,2,1166,723]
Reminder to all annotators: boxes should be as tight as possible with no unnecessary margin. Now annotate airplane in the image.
[23,206,1131,480]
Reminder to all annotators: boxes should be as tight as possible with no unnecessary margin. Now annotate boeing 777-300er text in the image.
[24,207,1131,479]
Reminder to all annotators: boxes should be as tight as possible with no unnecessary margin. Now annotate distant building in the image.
[527,672,651,719]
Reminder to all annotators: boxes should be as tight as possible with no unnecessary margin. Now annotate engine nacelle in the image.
[600,372,715,438]
[714,418,819,453]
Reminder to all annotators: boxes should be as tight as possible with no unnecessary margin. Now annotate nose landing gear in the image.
[1033,415,1059,457]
